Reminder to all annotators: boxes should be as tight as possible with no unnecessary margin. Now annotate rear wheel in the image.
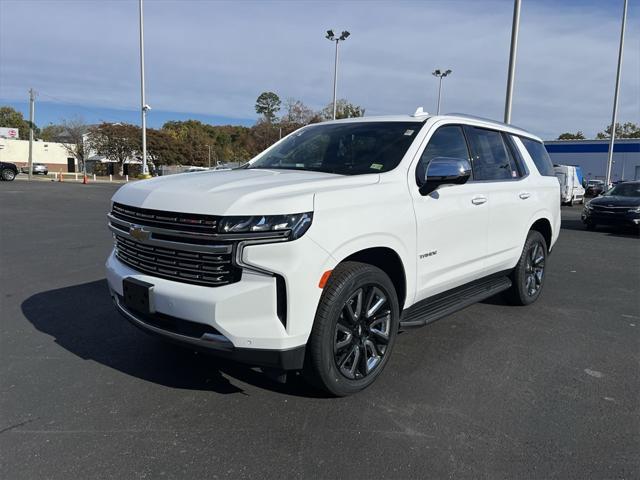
[304,261,399,396]
[506,230,547,306]
[1,169,16,181]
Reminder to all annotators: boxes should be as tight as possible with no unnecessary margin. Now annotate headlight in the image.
[628,207,640,214]
[584,203,593,211]
[218,212,313,240]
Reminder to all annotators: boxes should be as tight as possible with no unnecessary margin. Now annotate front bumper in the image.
[582,210,640,226]
[106,231,334,367]
[111,292,306,369]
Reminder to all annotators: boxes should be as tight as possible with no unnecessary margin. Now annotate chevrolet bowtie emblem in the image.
[130,225,151,242]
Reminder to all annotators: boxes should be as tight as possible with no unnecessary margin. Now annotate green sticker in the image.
[370,163,383,170]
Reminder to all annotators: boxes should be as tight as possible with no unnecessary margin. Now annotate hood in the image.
[112,168,379,215]
[589,195,640,207]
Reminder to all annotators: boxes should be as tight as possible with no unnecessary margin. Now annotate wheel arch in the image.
[340,247,408,312]
[529,217,553,252]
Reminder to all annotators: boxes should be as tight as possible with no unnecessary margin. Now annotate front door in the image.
[410,124,489,302]
[67,158,75,173]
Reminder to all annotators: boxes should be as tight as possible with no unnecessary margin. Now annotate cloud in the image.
[1,0,638,139]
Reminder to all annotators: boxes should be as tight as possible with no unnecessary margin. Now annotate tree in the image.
[557,131,585,140]
[40,124,65,142]
[56,117,89,172]
[0,106,34,139]
[281,98,314,125]
[87,123,140,175]
[321,99,365,120]
[596,122,640,139]
[255,91,281,123]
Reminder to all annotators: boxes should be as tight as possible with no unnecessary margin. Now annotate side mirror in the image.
[419,157,472,196]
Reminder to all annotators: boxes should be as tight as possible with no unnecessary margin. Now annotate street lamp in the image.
[139,0,150,178]
[432,69,452,115]
[326,29,350,120]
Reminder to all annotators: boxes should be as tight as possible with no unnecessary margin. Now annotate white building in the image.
[0,138,79,172]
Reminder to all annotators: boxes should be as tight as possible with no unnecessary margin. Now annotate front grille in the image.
[112,202,220,234]
[591,205,628,215]
[114,235,241,287]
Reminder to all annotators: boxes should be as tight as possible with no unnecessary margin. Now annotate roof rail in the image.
[445,113,529,132]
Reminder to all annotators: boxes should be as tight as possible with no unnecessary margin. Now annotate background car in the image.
[585,179,605,196]
[20,163,48,175]
[0,161,19,181]
[582,181,640,230]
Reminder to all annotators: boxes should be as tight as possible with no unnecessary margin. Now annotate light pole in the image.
[605,0,628,188]
[432,69,452,115]
[325,29,350,120]
[139,0,151,177]
[504,0,521,124]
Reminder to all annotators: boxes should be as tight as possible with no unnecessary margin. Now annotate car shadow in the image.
[21,279,327,398]
[561,217,640,239]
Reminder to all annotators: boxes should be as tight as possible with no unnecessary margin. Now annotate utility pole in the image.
[207,145,211,169]
[605,0,628,188]
[504,0,521,124]
[139,0,150,177]
[27,88,36,181]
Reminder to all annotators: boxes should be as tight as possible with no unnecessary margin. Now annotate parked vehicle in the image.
[554,165,585,205]
[20,163,48,175]
[585,179,606,196]
[0,161,18,181]
[106,112,561,396]
[582,181,640,230]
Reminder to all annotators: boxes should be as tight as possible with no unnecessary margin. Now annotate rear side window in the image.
[520,137,555,176]
[465,127,520,181]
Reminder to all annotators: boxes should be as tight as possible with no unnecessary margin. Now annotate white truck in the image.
[106,111,561,396]
[554,164,585,205]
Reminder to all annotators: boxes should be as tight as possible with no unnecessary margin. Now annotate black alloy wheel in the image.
[334,284,391,380]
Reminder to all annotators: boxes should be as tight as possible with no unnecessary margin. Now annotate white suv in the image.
[106,112,560,396]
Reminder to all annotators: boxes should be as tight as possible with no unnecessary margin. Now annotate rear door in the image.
[464,126,534,273]
[410,124,490,301]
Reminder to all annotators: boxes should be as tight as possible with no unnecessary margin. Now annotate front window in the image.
[248,122,422,175]
[603,183,640,197]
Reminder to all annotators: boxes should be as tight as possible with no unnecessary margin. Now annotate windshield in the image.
[604,183,640,197]
[588,180,603,185]
[247,121,422,175]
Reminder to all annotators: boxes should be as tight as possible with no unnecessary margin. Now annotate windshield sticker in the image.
[404,129,415,136]
[370,163,383,170]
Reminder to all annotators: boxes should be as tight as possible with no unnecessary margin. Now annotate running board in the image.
[400,275,512,328]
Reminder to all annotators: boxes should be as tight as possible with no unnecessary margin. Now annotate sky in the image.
[1,0,638,140]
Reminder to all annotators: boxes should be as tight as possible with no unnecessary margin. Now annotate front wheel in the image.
[1,169,16,181]
[505,230,548,306]
[304,261,399,396]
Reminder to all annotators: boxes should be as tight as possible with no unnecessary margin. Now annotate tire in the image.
[586,222,596,231]
[1,169,16,181]
[569,197,575,207]
[304,261,400,396]
[505,230,548,306]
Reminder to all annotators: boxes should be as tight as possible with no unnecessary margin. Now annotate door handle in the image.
[519,192,531,200]
[471,196,487,205]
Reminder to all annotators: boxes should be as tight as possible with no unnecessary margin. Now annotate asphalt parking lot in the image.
[1,181,638,479]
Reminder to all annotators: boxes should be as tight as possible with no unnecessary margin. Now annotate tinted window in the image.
[416,125,469,185]
[249,122,421,175]
[520,138,555,176]
[466,127,519,181]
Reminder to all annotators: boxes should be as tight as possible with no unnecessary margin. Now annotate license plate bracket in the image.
[123,277,155,315]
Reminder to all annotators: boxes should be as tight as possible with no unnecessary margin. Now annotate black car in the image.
[582,181,640,230]
[0,161,18,181]
[585,180,606,196]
